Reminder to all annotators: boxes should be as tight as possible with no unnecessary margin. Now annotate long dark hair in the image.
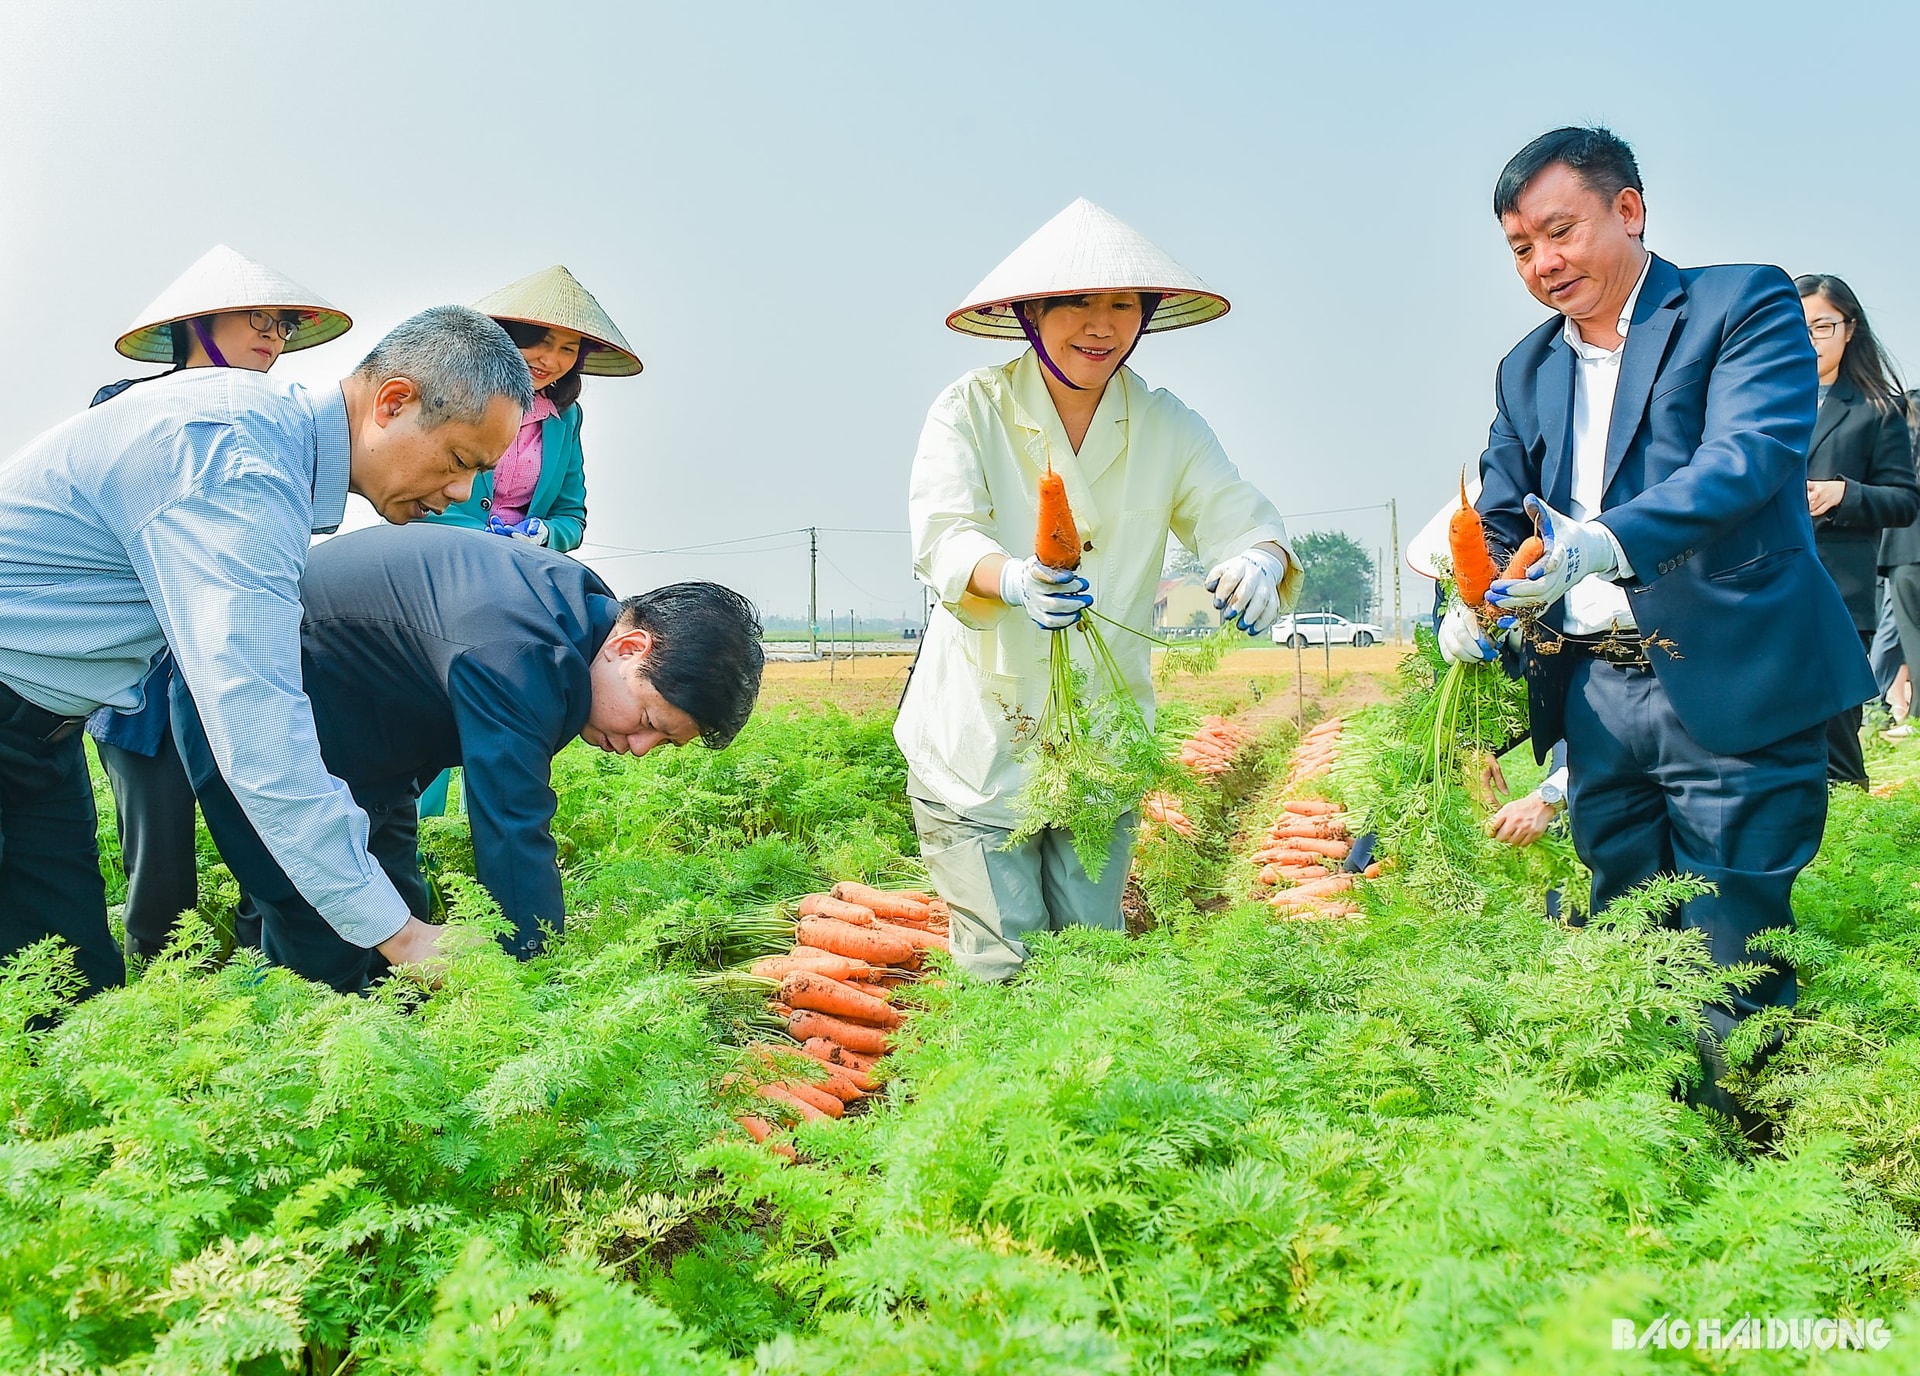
[499,319,591,411]
[1796,274,1905,412]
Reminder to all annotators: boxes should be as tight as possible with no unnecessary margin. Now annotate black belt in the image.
[0,680,89,744]
[1560,630,1651,668]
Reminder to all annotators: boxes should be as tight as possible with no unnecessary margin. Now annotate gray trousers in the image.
[1887,564,1920,684]
[909,794,1135,982]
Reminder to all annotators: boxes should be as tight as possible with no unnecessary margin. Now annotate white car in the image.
[1272,612,1383,649]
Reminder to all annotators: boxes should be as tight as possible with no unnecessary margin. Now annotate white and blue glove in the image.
[999,555,1092,630]
[486,514,549,545]
[1437,601,1499,665]
[1486,496,1617,611]
[1206,547,1289,635]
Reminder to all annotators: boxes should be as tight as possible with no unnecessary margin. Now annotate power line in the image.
[1277,502,1393,521]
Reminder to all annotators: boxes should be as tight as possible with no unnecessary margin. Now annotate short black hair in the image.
[618,582,764,749]
[1493,126,1643,221]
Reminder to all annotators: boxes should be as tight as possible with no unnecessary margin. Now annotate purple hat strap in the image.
[1013,291,1166,391]
[189,316,231,368]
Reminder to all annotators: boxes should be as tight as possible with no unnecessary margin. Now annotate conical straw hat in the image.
[948,198,1229,339]
[1405,473,1483,579]
[472,265,642,376]
[115,244,351,362]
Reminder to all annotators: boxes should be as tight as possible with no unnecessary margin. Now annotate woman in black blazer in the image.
[1797,274,1919,784]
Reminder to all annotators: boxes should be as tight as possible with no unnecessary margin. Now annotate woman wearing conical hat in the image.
[424,264,641,554]
[417,265,640,821]
[104,243,352,397]
[898,198,1302,981]
[89,245,350,962]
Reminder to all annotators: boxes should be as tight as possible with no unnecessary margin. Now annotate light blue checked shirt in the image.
[0,368,411,946]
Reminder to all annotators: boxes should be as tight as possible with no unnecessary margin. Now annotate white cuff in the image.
[1594,521,1634,579]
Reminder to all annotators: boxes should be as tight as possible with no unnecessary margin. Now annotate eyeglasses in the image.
[1808,317,1851,341]
[247,310,304,342]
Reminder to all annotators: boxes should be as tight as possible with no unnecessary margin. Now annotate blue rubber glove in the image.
[486,515,549,545]
[1486,495,1617,611]
[1206,547,1289,635]
[1437,601,1497,664]
[999,555,1092,630]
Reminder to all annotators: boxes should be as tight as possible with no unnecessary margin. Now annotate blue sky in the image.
[5,1,1916,621]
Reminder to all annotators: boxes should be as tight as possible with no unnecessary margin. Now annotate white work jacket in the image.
[897,351,1297,826]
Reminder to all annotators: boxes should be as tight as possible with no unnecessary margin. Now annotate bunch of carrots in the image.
[1247,722,1384,920]
[1450,471,1545,618]
[731,882,950,1159]
[1285,716,1345,788]
[1141,790,1197,838]
[1175,714,1253,777]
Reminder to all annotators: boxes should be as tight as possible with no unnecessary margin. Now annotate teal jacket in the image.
[427,402,587,553]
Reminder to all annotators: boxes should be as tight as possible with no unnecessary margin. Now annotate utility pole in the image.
[1389,498,1403,645]
[808,527,819,657]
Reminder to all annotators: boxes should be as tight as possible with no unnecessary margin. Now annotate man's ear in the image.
[606,626,654,661]
[372,376,419,429]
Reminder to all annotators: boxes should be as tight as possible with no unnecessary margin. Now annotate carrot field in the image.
[14,642,1920,1373]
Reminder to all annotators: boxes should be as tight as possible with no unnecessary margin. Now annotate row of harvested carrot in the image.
[1251,719,1381,919]
[731,881,949,1159]
[1176,714,1254,777]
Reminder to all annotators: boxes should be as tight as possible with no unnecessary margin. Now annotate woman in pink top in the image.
[419,266,643,820]
[425,264,643,553]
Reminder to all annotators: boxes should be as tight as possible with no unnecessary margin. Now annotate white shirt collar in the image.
[1562,249,1653,359]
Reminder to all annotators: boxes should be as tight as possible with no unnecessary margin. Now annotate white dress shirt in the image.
[1560,252,1651,635]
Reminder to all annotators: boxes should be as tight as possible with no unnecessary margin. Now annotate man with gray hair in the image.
[0,305,532,998]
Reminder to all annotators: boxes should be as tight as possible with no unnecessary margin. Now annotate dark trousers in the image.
[1821,629,1876,787]
[97,734,200,959]
[0,723,121,998]
[98,733,262,959]
[1563,656,1826,1041]
[172,688,428,994]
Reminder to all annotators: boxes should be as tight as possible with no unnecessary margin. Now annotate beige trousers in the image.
[910,794,1136,982]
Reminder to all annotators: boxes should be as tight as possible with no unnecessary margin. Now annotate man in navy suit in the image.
[1439,127,1874,1132]
[173,524,765,992]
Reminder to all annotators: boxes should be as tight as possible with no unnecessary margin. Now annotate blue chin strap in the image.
[1014,293,1163,390]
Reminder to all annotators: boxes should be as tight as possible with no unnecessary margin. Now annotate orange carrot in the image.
[830,882,934,923]
[1282,836,1351,859]
[1035,470,1082,570]
[1283,799,1344,817]
[1450,470,1499,607]
[756,1082,831,1122]
[873,919,949,954]
[1363,861,1384,879]
[736,1114,798,1160]
[789,1010,891,1056]
[776,1078,844,1118]
[780,972,905,1029]
[799,1037,879,1079]
[750,953,874,983]
[1263,848,1329,868]
[797,894,878,925]
[795,917,920,968]
[1502,534,1546,581]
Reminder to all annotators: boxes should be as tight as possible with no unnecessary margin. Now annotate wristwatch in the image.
[1538,779,1567,810]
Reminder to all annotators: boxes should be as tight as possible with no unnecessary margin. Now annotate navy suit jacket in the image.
[179,523,620,954]
[1478,254,1875,759]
